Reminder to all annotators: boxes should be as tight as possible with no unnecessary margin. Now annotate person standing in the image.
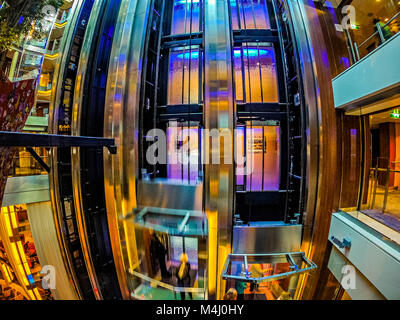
[176,253,192,300]
[150,232,170,278]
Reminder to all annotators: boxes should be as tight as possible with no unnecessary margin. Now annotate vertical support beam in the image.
[103,0,151,298]
[204,0,235,300]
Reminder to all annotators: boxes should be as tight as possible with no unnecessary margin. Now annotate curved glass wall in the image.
[126,0,207,300]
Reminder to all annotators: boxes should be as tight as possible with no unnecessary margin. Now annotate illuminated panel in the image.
[236,126,245,185]
[171,0,201,35]
[167,124,202,183]
[236,125,280,191]
[230,0,270,30]
[233,46,278,103]
[168,48,200,105]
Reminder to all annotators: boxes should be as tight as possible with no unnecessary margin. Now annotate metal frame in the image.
[129,269,206,300]
[221,252,317,283]
[124,206,207,237]
[0,131,116,154]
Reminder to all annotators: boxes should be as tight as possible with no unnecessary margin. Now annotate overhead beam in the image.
[0,131,117,154]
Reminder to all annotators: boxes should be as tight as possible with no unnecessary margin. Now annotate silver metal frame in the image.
[103,0,152,299]
[124,206,207,237]
[221,252,317,283]
[203,0,235,300]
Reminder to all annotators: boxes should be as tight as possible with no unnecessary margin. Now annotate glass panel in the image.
[360,108,400,232]
[171,0,201,35]
[233,45,278,103]
[230,0,240,30]
[169,236,198,265]
[236,124,280,191]
[168,47,200,105]
[231,0,270,30]
[243,46,262,103]
[167,123,202,183]
[339,116,362,210]
[0,205,52,300]
[259,47,278,102]
[127,230,206,300]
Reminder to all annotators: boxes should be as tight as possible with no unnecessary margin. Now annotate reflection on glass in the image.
[171,0,201,35]
[230,0,270,30]
[167,123,202,183]
[359,110,400,232]
[233,45,278,103]
[223,254,303,300]
[236,124,280,191]
[168,47,200,105]
[130,230,205,300]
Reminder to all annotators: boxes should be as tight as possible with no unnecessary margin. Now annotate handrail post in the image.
[353,42,360,61]
[371,164,379,208]
[382,167,390,213]
[376,22,385,44]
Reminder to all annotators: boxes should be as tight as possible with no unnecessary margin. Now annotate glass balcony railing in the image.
[361,164,400,233]
[353,10,400,61]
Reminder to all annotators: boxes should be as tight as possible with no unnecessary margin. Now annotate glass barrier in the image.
[123,227,206,300]
[7,147,49,177]
[339,107,400,237]
[354,9,400,61]
[221,252,316,300]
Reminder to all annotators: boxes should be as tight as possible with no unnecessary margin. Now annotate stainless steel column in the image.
[103,0,151,298]
[204,0,235,300]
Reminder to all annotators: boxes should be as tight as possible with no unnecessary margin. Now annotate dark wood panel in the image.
[299,0,338,301]
[362,116,372,204]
